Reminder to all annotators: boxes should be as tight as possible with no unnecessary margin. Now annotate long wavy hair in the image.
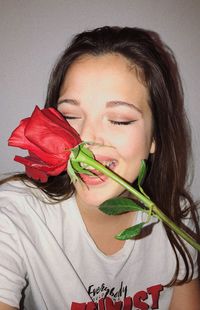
[3,26,199,285]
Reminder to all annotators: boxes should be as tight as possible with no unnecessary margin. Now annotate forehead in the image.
[60,53,148,97]
[58,54,152,119]
[69,53,143,76]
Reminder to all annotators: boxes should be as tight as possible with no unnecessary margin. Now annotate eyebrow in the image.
[106,100,142,113]
[57,99,79,106]
[57,99,142,114]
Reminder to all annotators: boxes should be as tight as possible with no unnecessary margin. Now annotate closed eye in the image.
[109,120,135,126]
[64,116,81,120]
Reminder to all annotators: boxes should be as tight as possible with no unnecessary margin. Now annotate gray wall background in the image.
[0,0,199,199]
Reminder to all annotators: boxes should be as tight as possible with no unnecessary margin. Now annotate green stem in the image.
[74,149,200,252]
[152,205,200,251]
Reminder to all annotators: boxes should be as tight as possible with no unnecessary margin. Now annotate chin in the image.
[74,179,125,208]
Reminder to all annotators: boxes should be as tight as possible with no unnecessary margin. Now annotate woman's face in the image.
[57,53,155,208]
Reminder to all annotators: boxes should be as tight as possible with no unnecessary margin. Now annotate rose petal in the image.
[26,166,48,183]
[8,105,82,181]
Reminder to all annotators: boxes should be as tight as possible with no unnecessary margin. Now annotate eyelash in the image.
[109,120,135,126]
[64,116,80,120]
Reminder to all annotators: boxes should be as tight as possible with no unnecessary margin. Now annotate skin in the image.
[0,303,17,310]
[169,279,200,309]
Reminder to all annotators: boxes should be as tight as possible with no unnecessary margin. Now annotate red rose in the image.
[8,106,82,182]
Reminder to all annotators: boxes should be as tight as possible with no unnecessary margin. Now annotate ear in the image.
[150,138,156,154]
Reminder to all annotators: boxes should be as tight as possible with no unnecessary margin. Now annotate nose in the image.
[79,118,104,145]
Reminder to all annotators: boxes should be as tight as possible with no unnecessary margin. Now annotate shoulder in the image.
[0,180,51,228]
[0,179,36,196]
[0,179,42,207]
[0,179,76,228]
[138,206,199,280]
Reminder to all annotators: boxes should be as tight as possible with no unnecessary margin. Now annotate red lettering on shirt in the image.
[70,283,164,309]
[133,290,148,310]
[123,297,132,309]
[147,284,163,309]
[105,297,123,309]
[71,302,86,310]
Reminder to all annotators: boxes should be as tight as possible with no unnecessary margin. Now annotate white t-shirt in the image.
[0,180,198,309]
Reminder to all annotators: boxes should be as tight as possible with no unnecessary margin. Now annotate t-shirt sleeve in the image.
[0,201,27,308]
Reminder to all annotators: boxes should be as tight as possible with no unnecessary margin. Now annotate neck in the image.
[75,192,137,255]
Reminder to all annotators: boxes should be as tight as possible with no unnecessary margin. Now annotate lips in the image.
[79,155,118,186]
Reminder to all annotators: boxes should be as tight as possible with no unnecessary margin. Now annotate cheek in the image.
[114,134,135,159]
[110,126,152,161]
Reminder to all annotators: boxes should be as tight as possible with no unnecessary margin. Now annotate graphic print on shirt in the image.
[71,282,164,309]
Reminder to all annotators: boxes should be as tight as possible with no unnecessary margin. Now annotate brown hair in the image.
[4,26,199,285]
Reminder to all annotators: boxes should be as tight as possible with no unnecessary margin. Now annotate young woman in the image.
[0,26,199,309]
